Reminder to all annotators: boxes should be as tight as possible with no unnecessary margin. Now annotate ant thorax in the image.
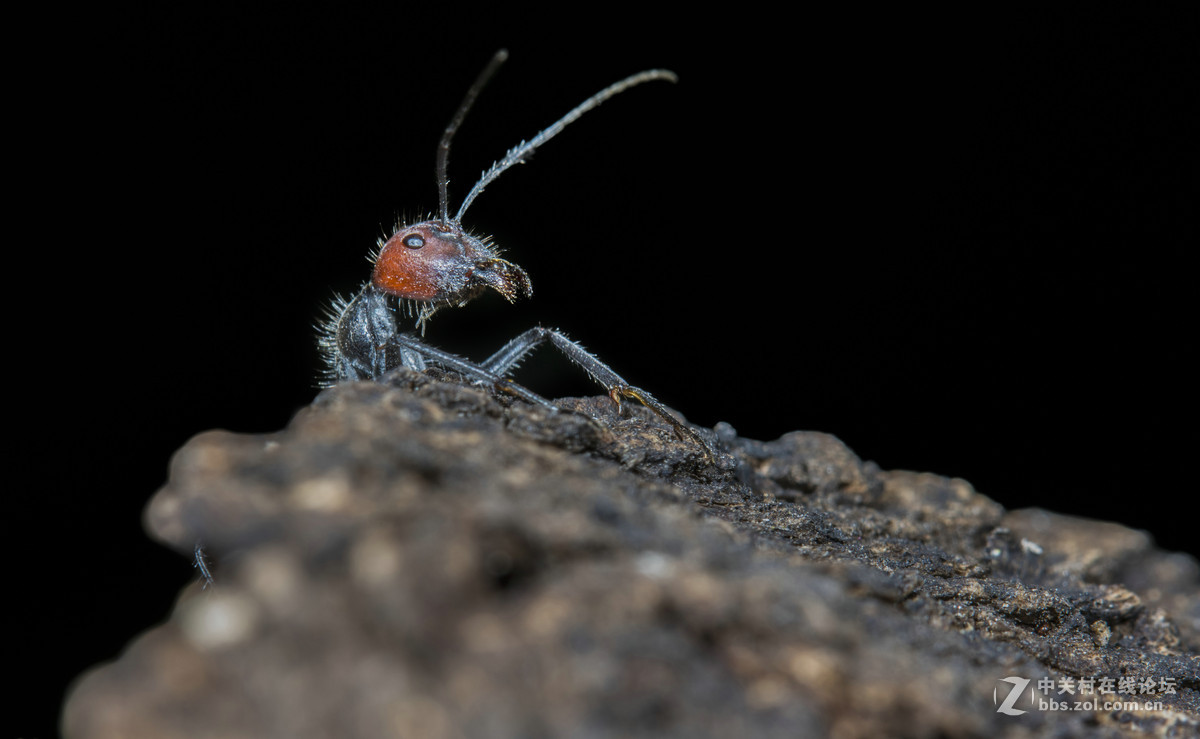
[316,51,712,458]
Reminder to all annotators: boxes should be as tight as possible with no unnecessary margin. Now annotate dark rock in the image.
[64,369,1200,737]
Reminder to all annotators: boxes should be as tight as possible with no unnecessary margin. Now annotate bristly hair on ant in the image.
[317,50,712,458]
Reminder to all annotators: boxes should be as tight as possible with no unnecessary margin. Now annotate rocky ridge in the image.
[63,369,1200,737]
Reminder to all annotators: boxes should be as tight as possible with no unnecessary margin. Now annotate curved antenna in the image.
[438,49,509,225]
[454,68,677,223]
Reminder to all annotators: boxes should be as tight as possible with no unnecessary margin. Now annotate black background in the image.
[17,7,1193,736]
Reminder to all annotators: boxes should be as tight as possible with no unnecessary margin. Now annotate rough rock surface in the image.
[64,369,1200,737]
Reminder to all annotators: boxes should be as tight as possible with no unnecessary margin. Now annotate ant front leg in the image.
[484,328,712,457]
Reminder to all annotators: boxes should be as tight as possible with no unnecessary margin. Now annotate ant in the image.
[318,50,711,458]
[193,542,214,589]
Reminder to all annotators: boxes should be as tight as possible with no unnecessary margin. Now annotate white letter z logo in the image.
[994,676,1030,716]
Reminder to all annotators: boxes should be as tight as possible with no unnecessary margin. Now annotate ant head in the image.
[371,219,532,306]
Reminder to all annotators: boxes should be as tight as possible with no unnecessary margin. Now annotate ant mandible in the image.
[318,50,711,458]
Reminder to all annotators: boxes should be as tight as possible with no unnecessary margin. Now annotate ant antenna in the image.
[438,50,509,225]
[446,61,677,223]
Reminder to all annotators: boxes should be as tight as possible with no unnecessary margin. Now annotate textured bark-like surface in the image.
[64,369,1199,737]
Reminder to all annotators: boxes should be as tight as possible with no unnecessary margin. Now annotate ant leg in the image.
[193,542,214,589]
[391,333,559,412]
[481,328,551,376]
[483,328,711,457]
[391,333,614,441]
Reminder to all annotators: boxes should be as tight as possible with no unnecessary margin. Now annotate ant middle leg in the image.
[392,333,558,412]
[483,328,712,456]
[392,331,614,442]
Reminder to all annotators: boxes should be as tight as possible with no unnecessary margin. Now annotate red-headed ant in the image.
[318,51,711,458]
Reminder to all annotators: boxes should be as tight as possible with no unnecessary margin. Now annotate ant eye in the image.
[403,234,425,249]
